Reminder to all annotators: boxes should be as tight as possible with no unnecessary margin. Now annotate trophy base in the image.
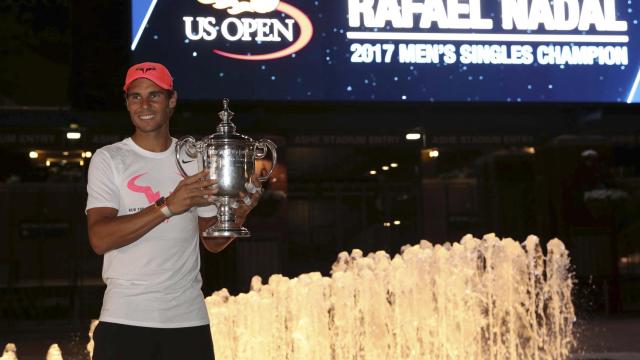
[202,226,251,238]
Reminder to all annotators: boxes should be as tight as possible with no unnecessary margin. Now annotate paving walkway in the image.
[2,315,640,359]
[572,314,640,359]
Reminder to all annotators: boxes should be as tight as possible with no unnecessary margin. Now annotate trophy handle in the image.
[255,139,277,182]
[175,136,198,178]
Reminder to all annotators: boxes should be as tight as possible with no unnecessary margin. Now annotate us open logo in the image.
[183,0,313,60]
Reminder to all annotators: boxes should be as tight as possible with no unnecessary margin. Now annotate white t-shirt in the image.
[86,137,216,328]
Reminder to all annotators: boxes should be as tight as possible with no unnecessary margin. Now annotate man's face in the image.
[125,78,177,134]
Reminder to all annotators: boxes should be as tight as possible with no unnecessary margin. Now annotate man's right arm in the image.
[87,205,170,255]
[87,170,218,255]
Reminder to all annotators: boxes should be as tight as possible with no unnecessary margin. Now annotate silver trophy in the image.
[176,99,277,237]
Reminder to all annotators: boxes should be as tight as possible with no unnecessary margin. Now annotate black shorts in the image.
[92,321,215,360]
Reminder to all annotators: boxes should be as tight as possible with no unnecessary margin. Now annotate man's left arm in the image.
[198,216,236,253]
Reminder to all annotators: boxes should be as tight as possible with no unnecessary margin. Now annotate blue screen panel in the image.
[131,0,640,103]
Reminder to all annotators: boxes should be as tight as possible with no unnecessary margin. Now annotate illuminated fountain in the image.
[206,234,574,360]
[1,344,17,360]
[45,345,63,360]
[1,343,64,360]
[4,234,574,359]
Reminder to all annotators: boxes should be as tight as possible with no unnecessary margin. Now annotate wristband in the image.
[155,196,174,218]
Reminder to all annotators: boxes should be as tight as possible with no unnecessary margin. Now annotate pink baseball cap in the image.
[123,62,174,91]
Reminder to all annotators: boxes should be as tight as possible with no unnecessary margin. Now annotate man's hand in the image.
[167,170,218,215]
[233,174,263,225]
[199,174,263,253]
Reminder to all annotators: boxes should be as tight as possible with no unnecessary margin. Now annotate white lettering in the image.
[418,0,450,28]
[528,0,556,30]
[222,18,244,41]
[459,44,534,64]
[375,0,404,27]
[400,0,425,27]
[183,16,217,40]
[502,0,627,31]
[447,0,471,28]
[273,19,295,41]
[537,45,628,65]
[350,43,396,63]
[348,0,493,29]
[255,19,274,41]
[348,0,376,27]
[240,18,259,41]
[185,17,294,43]
[398,43,456,63]
[579,0,607,30]
[184,17,200,40]
[554,0,580,31]
[501,0,528,30]
[603,0,628,31]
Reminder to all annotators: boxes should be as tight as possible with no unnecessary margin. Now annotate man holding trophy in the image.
[85,62,270,359]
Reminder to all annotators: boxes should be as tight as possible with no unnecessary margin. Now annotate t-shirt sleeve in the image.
[197,204,218,218]
[86,149,120,213]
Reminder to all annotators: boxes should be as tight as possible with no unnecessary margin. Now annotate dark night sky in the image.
[0,0,130,109]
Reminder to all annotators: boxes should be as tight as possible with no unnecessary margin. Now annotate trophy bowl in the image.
[176,99,277,238]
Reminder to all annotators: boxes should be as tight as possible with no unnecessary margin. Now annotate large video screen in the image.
[131,0,639,102]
